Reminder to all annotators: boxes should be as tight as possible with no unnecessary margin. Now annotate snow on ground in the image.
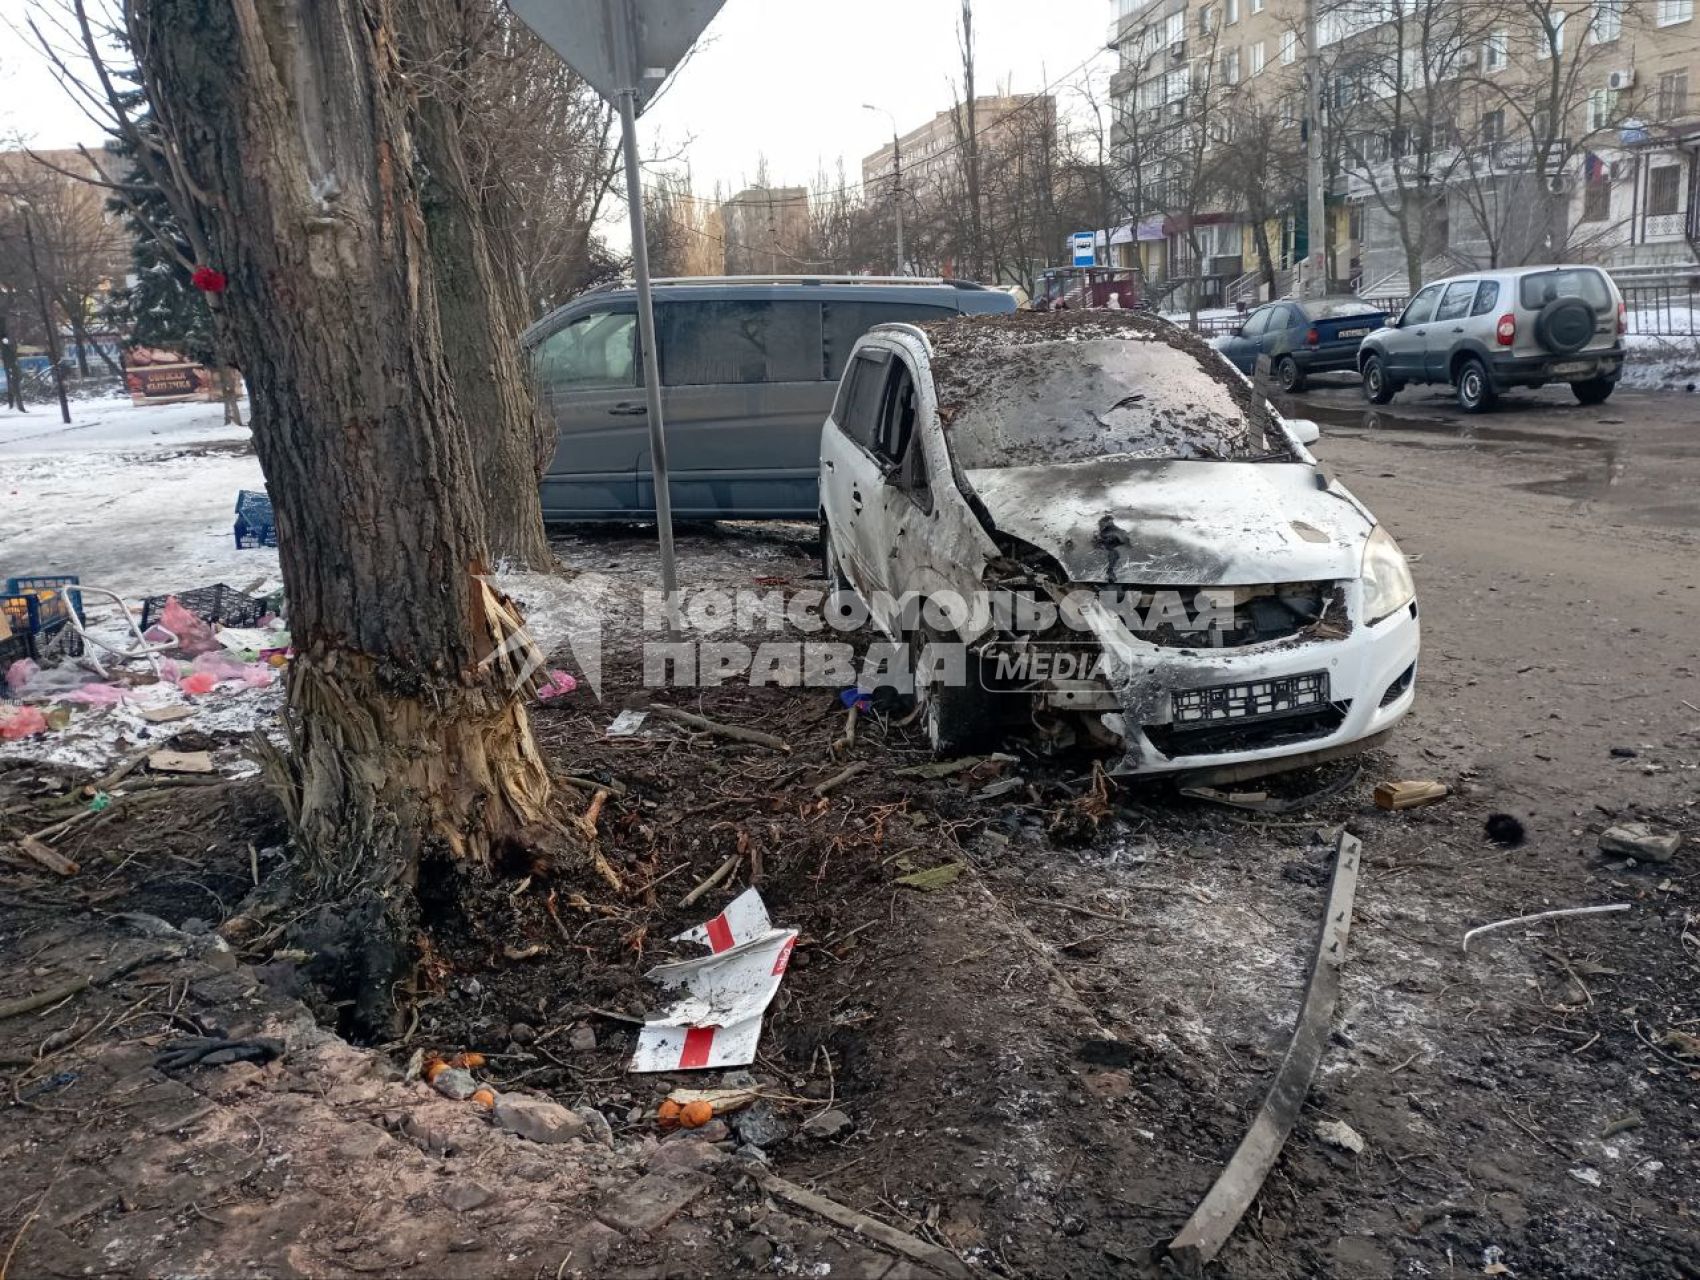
[1621,331,1700,392]
[1,394,278,602]
[3,394,283,771]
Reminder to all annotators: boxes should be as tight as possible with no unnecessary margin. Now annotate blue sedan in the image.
[1213,297,1388,393]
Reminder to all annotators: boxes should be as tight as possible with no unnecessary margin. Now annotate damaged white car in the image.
[817,311,1419,781]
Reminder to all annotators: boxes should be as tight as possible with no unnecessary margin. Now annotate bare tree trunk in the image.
[0,308,24,411]
[134,0,553,1035]
[219,367,243,425]
[959,0,983,282]
[1252,217,1276,297]
[405,0,551,569]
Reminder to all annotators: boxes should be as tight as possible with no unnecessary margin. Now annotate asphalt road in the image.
[1283,377,1700,824]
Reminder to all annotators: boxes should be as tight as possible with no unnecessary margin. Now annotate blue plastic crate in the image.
[234,489,277,549]
[5,574,83,629]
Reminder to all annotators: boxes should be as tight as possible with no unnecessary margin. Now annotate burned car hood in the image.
[962,458,1373,586]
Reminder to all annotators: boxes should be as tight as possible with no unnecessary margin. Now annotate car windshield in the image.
[924,313,1280,469]
[1301,298,1382,319]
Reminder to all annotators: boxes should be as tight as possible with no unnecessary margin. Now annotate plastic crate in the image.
[140,584,264,633]
[5,575,84,629]
[0,594,32,641]
[0,630,30,666]
[29,619,84,661]
[234,489,277,549]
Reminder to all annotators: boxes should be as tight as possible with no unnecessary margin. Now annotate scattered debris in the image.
[1658,1028,1700,1059]
[138,704,194,724]
[1168,832,1362,1269]
[492,1095,585,1143]
[16,833,77,877]
[644,702,791,752]
[895,861,966,890]
[631,888,798,1072]
[730,1099,793,1147]
[1373,779,1450,810]
[800,1108,853,1140]
[893,752,1016,779]
[812,760,869,797]
[977,776,1026,799]
[155,1035,284,1071]
[606,708,649,736]
[1461,903,1631,953]
[752,1169,971,1279]
[1181,766,1359,815]
[536,669,578,700]
[1609,745,1639,758]
[1598,823,1682,863]
[148,749,215,774]
[1568,1166,1603,1188]
[665,1085,762,1117]
[568,1025,597,1052]
[1485,813,1527,847]
[1314,1119,1365,1154]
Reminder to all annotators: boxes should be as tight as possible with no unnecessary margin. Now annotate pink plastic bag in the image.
[179,672,219,695]
[190,651,250,681]
[160,597,220,655]
[61,683,128,707]
[0,704,49,740]
[536,669,577,701]
[6,659,40,693]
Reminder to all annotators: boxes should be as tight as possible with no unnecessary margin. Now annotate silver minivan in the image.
[522,276,1015,520]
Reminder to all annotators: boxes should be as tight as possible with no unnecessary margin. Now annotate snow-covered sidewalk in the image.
[1,395,278,602]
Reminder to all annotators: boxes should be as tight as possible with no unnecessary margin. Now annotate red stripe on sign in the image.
[704,914,734,953]
[772,936,796,975]
[679,1025,716,1069]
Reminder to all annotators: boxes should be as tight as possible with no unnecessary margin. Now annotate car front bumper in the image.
[1489,345,1624,387]
[1070,593,1420,777]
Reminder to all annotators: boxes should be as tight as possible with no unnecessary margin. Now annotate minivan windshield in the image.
[926,315,1279,469]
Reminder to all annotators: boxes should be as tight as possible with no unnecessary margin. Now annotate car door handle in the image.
[1451,326,1464,334]
[608,402,647,415]
[823,459,835,471]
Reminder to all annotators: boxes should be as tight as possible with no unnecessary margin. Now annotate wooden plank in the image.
[17,835,78,877]
[1167,831,1362,1272]
[756,1171,971,1278]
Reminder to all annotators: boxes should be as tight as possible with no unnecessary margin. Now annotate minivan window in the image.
[535,310,635,388]
[1471,280,1501,315]
[1518,268,1610,311]
[837,350,889,450]
[875,363,918,463]
[1434,281,1477,322]
[658,300,823,386]
[823,301,954,379]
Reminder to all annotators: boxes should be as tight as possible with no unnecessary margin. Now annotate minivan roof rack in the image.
[590,274,992,291]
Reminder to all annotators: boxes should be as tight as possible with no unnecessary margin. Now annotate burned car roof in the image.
[916,310,1282,470]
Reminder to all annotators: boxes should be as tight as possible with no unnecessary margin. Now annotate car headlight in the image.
[1361,526,1415,625]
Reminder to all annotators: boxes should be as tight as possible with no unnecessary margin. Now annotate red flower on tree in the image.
[191,265,228,293]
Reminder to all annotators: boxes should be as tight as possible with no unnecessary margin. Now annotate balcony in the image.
[1644,211,1689,241]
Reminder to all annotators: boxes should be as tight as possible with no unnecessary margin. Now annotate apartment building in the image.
[718,186,811,276]
[1106,0,1699,302]
[860,95,1057,199]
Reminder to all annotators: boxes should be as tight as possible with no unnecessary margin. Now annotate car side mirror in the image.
[1286,418,1321,446]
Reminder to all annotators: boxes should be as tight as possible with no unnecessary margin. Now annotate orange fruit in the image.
[679,1099,713,1129]
[423,1059,447,1083]
[470,1088,496,1108]
[657,1099,682,1130]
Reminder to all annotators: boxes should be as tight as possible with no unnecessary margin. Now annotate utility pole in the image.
[864,104,905,274]
[18,205,71,424]
[1302,0,1327,297]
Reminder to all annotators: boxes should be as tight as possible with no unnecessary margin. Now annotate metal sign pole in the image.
[618,87,680,635]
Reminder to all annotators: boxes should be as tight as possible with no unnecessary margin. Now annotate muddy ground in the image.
[2,381,1697,1278]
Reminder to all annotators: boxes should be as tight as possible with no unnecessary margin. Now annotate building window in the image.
[1648,164,1682,214]
[1582,178,1611,222]
[1587,88,1619,130]
[1484,31,1508,70]
[1250,40,1266,75]
[1222,47,1241,83]
[1481,108,1505,143]
[1226,0,1240,25]
[1201,5,1216,34]
[1658,70,1689,119]
[1537,9,1566,56]
[1252,0,1265,12]
[1167,11,1185,44]
[1590,0,1622,41]
[1657,0,1693,25]
[1281,30,1298,64]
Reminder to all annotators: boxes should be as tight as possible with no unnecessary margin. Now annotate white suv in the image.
[1357,265,1626,412]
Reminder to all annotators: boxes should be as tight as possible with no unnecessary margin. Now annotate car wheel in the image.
[1572,377,1615,406]
[1455,357,1497,413]
[912,626,996,757]
[1275,355,1306,394]
[1361,355,1396,405]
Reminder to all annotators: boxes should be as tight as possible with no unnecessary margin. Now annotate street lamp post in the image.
[15,202,71,424]
[863,104,905,275]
